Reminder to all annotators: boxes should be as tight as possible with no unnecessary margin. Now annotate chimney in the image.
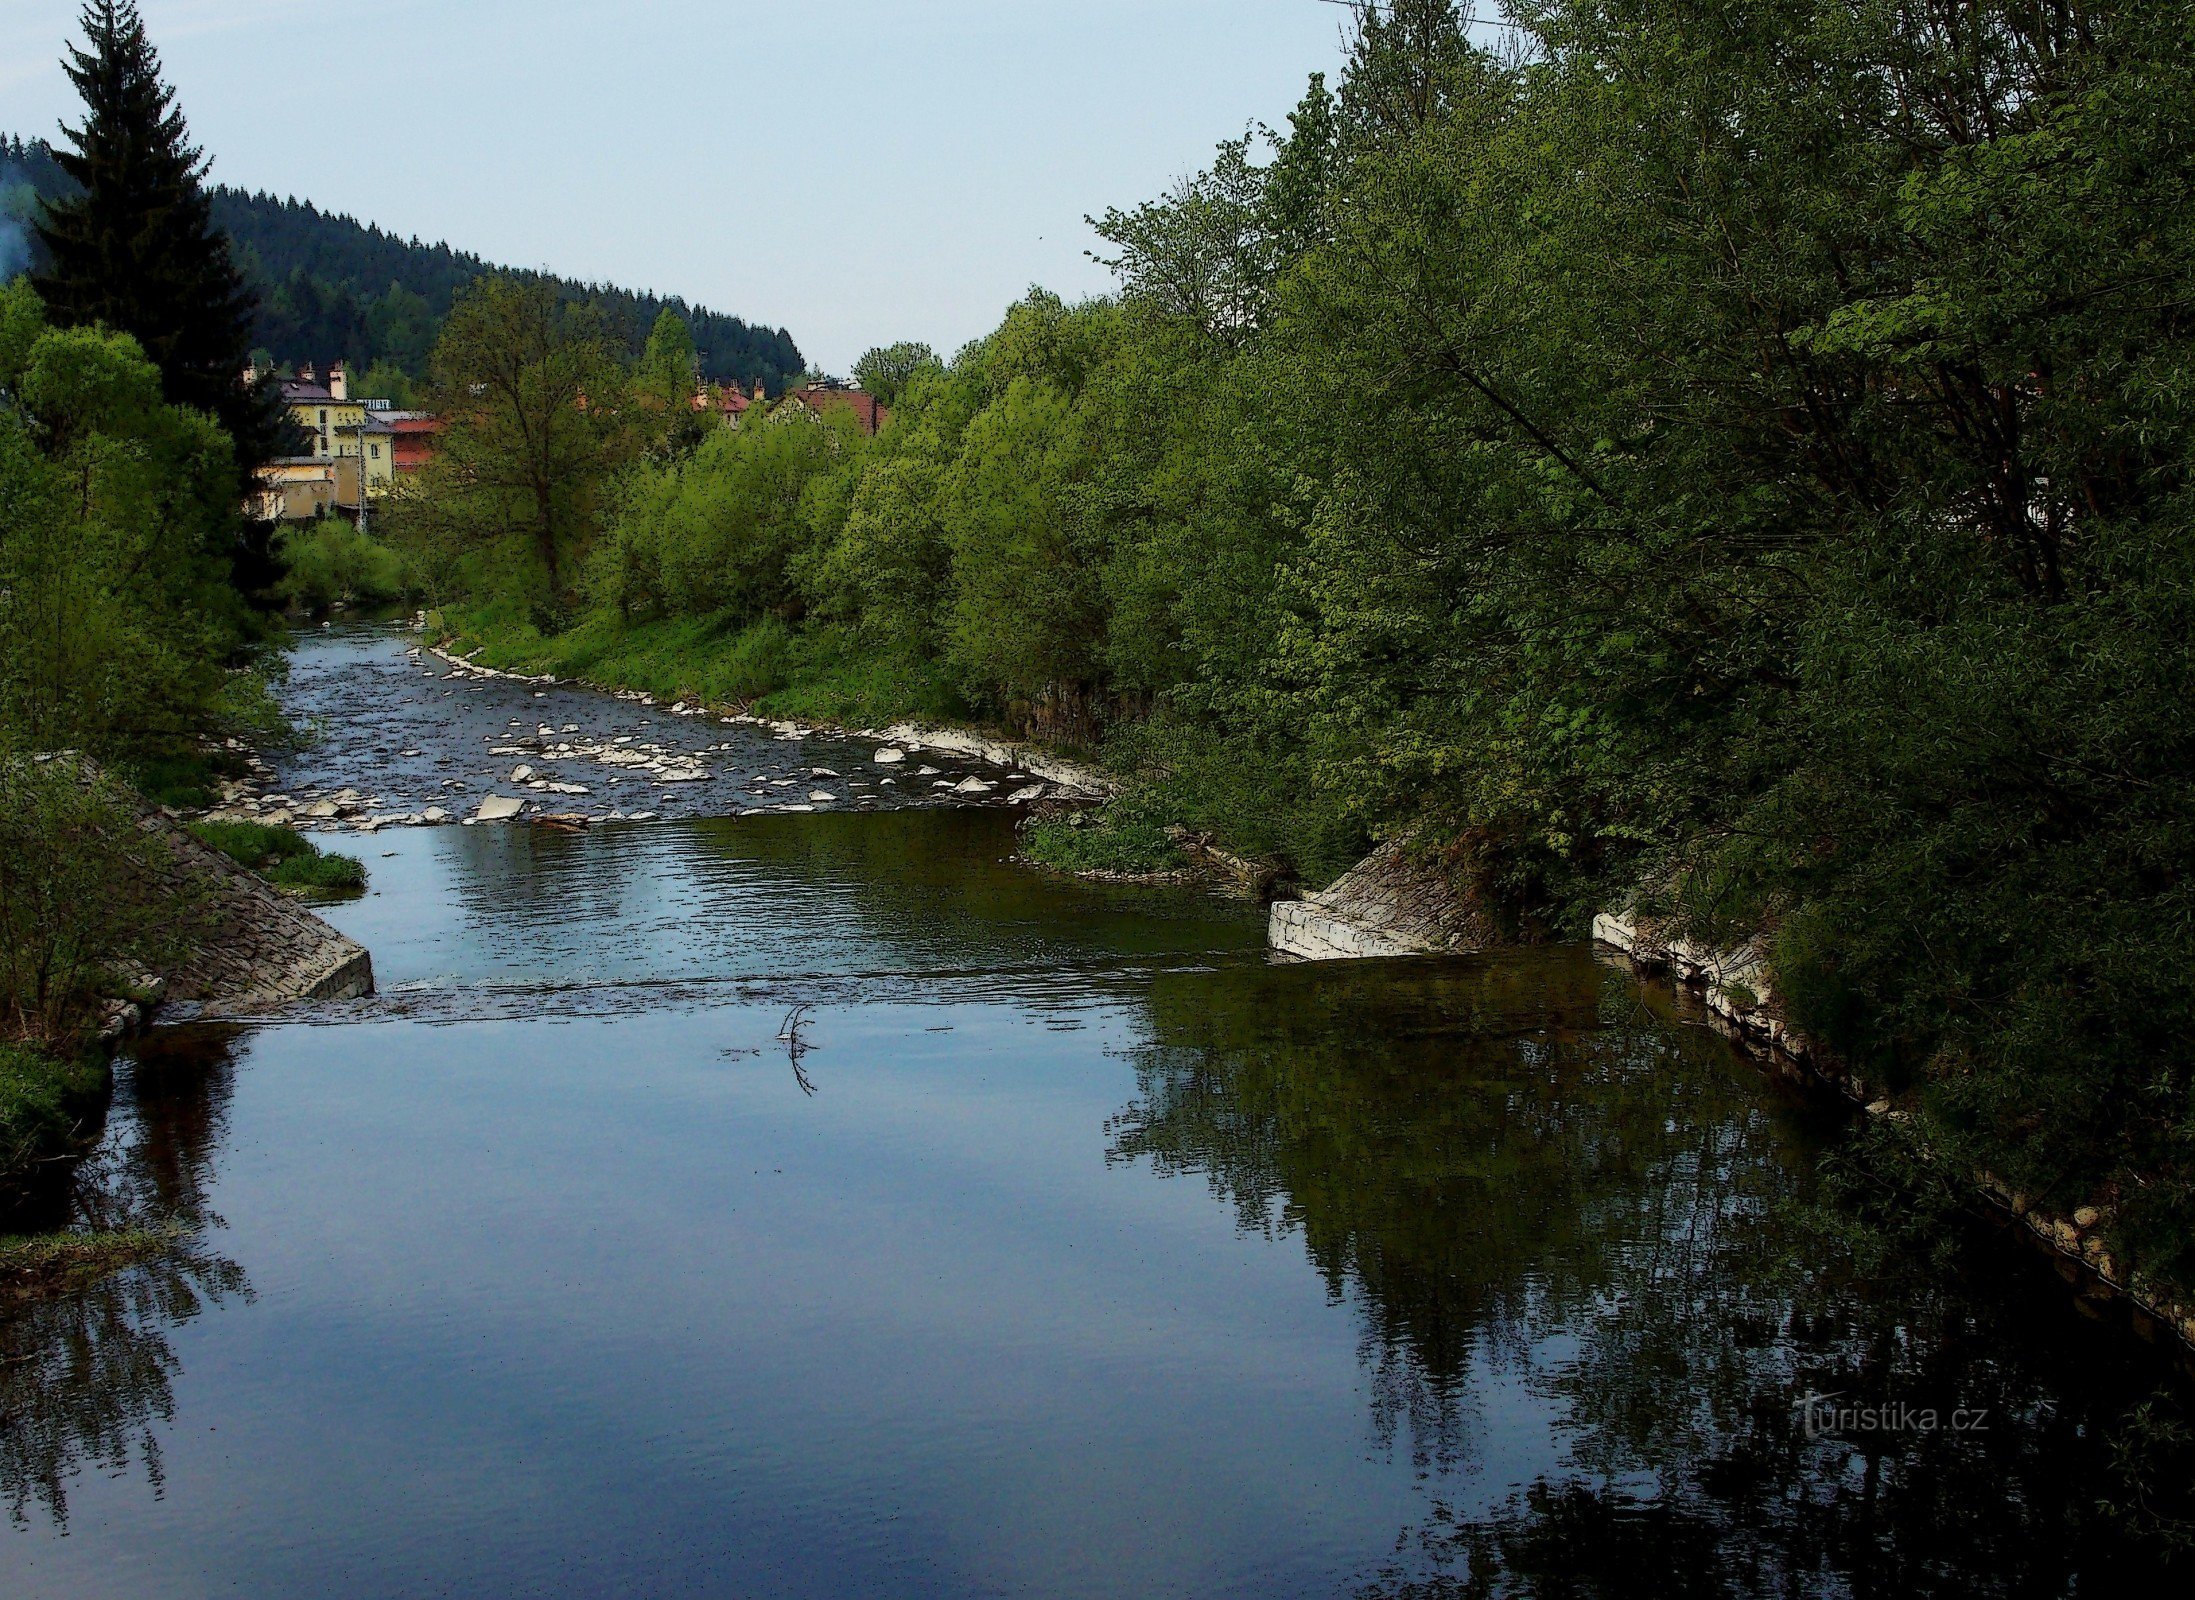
[753,381,765,402]
[329,362,349,402]
[301,362,317,383]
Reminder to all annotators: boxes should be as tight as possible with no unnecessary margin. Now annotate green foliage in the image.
[413,0,2195,1287]
[29,2,278,476]
[267,850,365,892]
[0,1222,181,1302]
[396,276,638,620]
[270,518,414,613]
[589,405,856,623]
[850,341,938,408]
[0,279,257,762]
[186,818,312,867]
[0,756,193,1050]
[1022,794,1182,876]
[8,122,804,391]
[0,1040,107,1191]
[189,818,364,893]
[636,306,696,405]
[353,359,420,408]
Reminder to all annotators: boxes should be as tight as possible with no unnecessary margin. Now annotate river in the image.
[3,625,2189,1595]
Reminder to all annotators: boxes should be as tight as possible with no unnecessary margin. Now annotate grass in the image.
[0,1223,185,1304]
[443,603,973,730]
[189,819,367,893]
[0,1041,108,1188]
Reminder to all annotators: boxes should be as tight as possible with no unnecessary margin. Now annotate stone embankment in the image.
[1594,906,2195,1357]
[137,803,374,1017]
[1268,835,1494,958]
[872,724,1113,800]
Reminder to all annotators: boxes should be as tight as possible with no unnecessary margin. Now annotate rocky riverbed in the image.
[198,622,1068,833]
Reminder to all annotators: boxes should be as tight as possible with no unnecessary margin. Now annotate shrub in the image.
[0,1041,106,1189]
[0,756,193,1050]
[271,518,414,614]
[1022,794,1183,875]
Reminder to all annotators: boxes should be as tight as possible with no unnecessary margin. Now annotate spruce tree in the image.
[32,1,280,480]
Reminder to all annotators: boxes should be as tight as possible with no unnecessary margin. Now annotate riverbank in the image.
[1594,909,2195,1359]
[0,758,373,1201]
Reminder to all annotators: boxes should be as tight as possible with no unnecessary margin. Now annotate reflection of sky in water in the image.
[8,744,2192,1592]
[315,809,1268,1006]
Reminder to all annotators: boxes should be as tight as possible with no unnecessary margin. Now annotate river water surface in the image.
[3,628,2190,1596]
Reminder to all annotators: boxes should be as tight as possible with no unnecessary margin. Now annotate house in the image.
[279,362,368,467]
[777,380,890,436]
[253,455,362,523]
[379,410,445,477]
[261,364,427,519]
[696,380,768,428]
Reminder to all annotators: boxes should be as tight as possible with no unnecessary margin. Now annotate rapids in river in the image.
[3,624,2190,1596]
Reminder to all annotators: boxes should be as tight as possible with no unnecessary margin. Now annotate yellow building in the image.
[280,363,366,460]
[275,363,399,506]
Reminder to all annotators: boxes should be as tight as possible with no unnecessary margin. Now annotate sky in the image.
[1,0,1358,374]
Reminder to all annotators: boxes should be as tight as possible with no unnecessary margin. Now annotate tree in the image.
[636,305,696,407]
[31,2,279,478]
[851,341,938,409]
[408,276,634,616]
[0,278,250,761]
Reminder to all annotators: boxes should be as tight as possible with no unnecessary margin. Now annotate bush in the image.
[0,1041,106,1190]
[1022,794,1184,875]
[271,518,414,614]
[0,756,193,1049]
[268,852,366,892]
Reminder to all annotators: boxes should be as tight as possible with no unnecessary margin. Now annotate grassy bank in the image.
[0,1222,184,1305]
[190,820,367,894]
[0,1042,109,1193]
[441,603,976,732]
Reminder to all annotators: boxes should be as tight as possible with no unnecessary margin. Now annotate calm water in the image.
[3,635,2191,1596]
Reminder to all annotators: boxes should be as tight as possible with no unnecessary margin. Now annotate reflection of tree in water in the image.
[1108,951,2195,1591]
[0,1026,251,1529]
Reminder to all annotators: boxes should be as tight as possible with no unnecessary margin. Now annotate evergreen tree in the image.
[31,1,279,480]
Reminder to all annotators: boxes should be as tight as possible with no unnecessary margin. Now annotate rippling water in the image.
[3,633,2191,1596]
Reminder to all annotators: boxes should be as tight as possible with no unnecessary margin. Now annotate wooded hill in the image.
[1,133,803,392]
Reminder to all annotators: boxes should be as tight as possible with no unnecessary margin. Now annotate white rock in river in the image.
[421,806,450,823]
[810,767,840,778]
[952,777,996,795]
[1007,784,1047,804]
[509,764,535,783]
[301,799,341,819]
[474,795,526,822]
[873,748,907,765]
[807,789,837,803]
[915,766,940,777]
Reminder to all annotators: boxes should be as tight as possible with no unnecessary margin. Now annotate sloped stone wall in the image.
[139,813,373,1011]
[1268,835,1496,960]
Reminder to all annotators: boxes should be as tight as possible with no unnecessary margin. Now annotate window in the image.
[370,444,381,458]
[319,409,328,425]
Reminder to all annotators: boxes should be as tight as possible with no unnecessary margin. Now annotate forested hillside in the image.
[1,133,803,390]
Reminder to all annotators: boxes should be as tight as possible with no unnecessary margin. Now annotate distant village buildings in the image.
[250,361,881,525]
[776,380,891,436]
[253,361,439,524]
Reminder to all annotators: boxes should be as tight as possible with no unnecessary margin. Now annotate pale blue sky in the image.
[1,1,1356,373]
